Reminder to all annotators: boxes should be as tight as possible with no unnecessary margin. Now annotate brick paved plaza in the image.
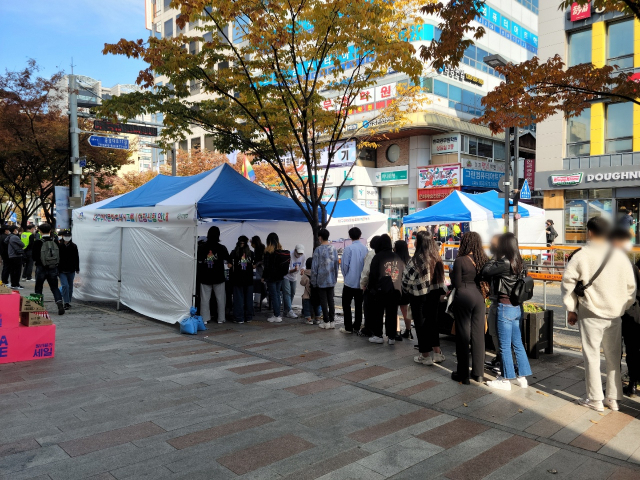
[1,299,640,480]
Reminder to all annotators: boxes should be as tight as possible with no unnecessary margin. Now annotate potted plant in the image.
[522,303,554,359]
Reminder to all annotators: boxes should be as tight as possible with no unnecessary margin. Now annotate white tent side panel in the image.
[469,217,547,245]
[120,226,197,324]
[74,222,122,302]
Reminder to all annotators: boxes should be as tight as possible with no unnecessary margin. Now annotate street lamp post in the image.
[483,54,515,234]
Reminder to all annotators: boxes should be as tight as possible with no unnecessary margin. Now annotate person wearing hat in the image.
[283,244,305,318]
[58,229,80,309]
[228,235,254,323]
[390,222,400,243]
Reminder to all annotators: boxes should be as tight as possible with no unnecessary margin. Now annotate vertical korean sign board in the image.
[524,158,535,191]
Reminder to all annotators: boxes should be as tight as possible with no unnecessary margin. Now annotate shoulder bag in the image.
[574,246,614,297]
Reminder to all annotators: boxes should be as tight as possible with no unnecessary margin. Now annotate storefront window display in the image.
[564,189,613,243]
[381,185,408,229]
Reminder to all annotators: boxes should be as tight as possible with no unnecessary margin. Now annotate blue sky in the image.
[1,0,149,88]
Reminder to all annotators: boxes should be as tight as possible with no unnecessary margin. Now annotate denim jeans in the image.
[302,298,321,318]
[59,271,76,304]
[35,265,63,304]
[233,285,254,321]
[497,303,532,379]
[267,280,283,317]
[282,279,297,313]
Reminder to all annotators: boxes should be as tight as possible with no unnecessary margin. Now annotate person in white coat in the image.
[562,216,636,412]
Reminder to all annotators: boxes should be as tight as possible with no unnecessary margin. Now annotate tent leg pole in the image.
[192,223,198,307]
[116,228,124,311]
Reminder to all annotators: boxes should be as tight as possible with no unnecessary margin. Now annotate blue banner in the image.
[462,169,502,188]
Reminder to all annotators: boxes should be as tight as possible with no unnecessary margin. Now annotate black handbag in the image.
[574,246,613,297]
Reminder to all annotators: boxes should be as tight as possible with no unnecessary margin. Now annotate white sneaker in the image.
[430,351,445,363]
[578,397,604,412]
[328,322,335,329]
[267,316,279,323]
[203,320,209,324]
[217,320,225,324]
[339,327,352,334]
[388,338,395,345]
[516,376,528,388]
[369,336,384,344]
[305,318,314,325]
[414,354,434,366]
[486,376,512,391]
[287,310,298,319]
[318,322,329,329]
[604,398,619,411]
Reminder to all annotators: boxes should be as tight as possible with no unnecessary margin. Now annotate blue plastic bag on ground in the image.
[190,306,207,331]
[179,307,200,335]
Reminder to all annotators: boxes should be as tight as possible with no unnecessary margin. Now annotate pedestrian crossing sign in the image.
[520,179,531,200]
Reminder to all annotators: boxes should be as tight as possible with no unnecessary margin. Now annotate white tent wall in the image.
[198,220,314,254]
[468,217,547,245]
[325,221,387,244]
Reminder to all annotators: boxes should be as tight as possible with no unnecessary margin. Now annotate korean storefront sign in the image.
[440,66,484,87]
[536,165,640,190]
[417,187,459,201]
[524,158,536,190]
[462,157,505,172]
[462,169,502,188]
[375,167,408,184]
[570,2,591,21]
[418,164,461,189]
[432,133,461,154]
[319,140,356,168]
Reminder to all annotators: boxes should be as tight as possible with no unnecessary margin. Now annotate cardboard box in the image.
[20,311,53,327]
[21,297,45,313]
[0,291,21,331]
[0,324,56,364]
[0,284,15,294]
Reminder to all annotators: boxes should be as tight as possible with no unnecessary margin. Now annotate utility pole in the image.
[90,175,96,204]
[69,74,81,225]
[504,127,511,233]
[171,146,177,176]
[513,128,520,239]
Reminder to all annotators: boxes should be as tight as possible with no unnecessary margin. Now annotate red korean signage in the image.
[524,158,536,190]
[570,2,591,21]
[417,187,459,202]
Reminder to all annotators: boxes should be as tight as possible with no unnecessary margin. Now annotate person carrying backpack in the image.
[311,228,339,329]
[481,233,531,391]
[32,223,65,315]
[262,232,290,323]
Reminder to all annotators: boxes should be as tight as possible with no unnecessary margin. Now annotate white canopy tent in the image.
[324,199,388,242]
[72,165,313,323]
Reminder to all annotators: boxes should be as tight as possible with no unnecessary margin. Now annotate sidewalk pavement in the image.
[1,295,640,480]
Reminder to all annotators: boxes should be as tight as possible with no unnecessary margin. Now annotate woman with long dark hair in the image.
[482,233,532,390]
[402,231,446,365]
[251,236,265,279]
[262,232,290,323]
[394,240,412,339]
[229,235,255,323]
[450,231,488,384]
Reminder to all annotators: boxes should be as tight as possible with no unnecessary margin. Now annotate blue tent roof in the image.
[463,190,533,218]
[403,190,494,225]
[99,164,308,222]
[324,199,370,219]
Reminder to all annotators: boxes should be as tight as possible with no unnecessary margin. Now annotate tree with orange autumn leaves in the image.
[98,0,426,240]
[419,0,640,133]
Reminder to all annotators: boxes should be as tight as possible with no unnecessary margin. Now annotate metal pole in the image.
[504,127,511,233]
[543,281,547,310]
[171,146,177,176]
[69,75,81,225]
[513,128,519,239]
[90,175,96,204]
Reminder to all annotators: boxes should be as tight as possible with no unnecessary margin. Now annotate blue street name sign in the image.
[520,179,531,200]
[88,136,129,150]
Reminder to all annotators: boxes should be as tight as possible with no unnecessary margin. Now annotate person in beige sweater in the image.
[562,216,636,412]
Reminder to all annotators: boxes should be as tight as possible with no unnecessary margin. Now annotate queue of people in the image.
[0,222,80,315]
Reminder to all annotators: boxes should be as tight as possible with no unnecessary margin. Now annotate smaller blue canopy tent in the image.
[466,190,544,219]
[73,164,313,324]
[324,199,388,241]
[403,190,495,225]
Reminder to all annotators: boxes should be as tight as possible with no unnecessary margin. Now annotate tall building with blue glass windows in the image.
[146,0,538,222]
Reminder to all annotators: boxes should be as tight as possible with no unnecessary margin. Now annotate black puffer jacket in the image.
[481,258,524,298]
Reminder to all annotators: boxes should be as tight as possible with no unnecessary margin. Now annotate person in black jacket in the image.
[32,223,65,315]
[545,219,558,247]
[262,232,290,323]
[0,224,11,285]
[609,227,640,397]
[482,233,532,391]
[58,229,80,309]
[5,225,25,289]
[450,232,487,384]
[367,234,405,345]
[197,226,229,324]
[228,235,254,324]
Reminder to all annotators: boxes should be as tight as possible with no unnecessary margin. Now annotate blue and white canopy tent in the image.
[72,164,313,323]
[403,189,546,244]
[324,199,388,242]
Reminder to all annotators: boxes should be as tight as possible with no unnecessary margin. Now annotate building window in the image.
[164,0,172,9]
[478,138,493,158]
[607,20,634,72]
[494,141,505,160]
[606,102,633,153]
[164,18,173,38]
[564,189,613,244]
[434,80,448,98]
[567,29,591,67]
[386,144,400,163]
[567,108,590,156]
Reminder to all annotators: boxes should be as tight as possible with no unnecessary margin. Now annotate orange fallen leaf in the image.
[536,390,549,396]
[463,403,468,407]
[590,420,598,424]
[518,409,524,413]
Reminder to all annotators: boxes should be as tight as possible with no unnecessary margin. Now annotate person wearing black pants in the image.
[367,234,405,345]
[450,232,488,384]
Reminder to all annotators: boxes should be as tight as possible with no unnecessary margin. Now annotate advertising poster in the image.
[418,164,460,189]
[569,206,584,227]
